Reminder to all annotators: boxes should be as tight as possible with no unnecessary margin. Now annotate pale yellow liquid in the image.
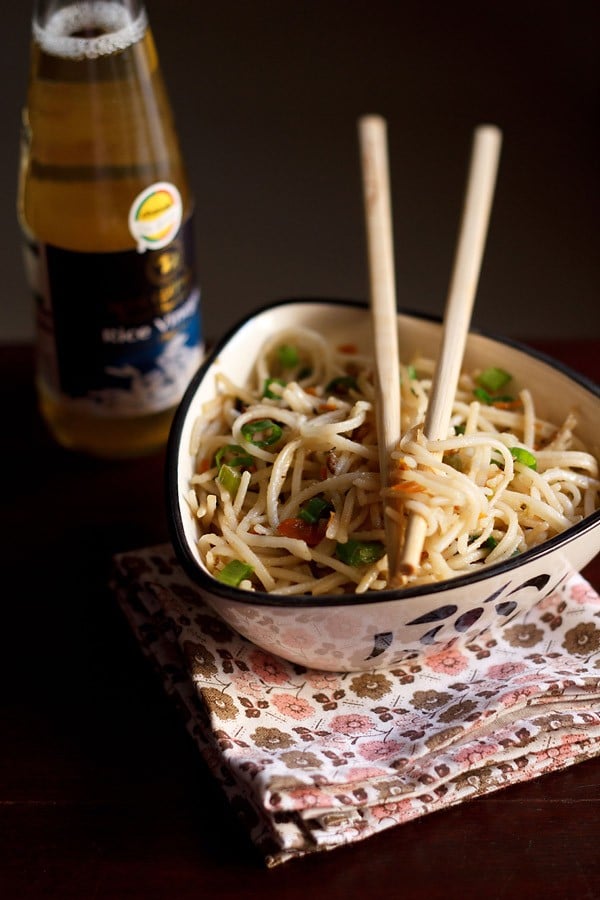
[18,15,197,458]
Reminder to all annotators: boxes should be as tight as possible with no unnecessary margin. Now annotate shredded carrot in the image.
[276,517,326,547]
[492,399,523,410]
[391,480,424,494]
[319,403,337,412]
[197,458,210,474]
[337,343,358,354]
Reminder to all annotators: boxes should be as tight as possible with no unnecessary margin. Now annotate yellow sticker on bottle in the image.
[128,182,183,253]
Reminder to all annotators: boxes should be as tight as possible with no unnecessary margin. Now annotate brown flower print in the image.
[251,726,296,750]
[562,622,600,656]
[410,689,452,712]
[200,687,239,720]
[438,699,478,723]
[374,779,409,800]
[183,640,218,678]
[349,672,393,700]
[502,622,544,648]
[279,750,323,770]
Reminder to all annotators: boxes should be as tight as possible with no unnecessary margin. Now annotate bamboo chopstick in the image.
[398,124,503,578]
[358,114,403,577]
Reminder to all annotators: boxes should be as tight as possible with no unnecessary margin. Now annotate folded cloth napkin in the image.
[111,543,600,867]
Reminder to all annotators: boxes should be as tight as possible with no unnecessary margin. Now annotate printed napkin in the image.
[111,543,600,867]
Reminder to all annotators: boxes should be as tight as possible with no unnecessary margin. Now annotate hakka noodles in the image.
[185,325,600,595]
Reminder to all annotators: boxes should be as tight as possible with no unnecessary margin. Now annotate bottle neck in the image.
[32,1,149,58]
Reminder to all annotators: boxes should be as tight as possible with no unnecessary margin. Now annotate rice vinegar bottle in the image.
[17,0,203,458]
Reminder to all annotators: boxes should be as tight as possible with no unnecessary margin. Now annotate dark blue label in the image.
[38,217,203,413]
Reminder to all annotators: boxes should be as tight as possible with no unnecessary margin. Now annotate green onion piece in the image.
[325,375,358,395]
[240,419,283,447]
[476,367,512,393]
[473,387,514,405]
[263,377,286,399]
[335,539,385,567]
[215,444,253,469]
[298,496,333,523]
[483,535,498,549]
[217,464,241,496]
[277,344,299,368]
[407,364,417,380]
[454,424,466,435]
[510,447,537,470]
[217,559,254,586]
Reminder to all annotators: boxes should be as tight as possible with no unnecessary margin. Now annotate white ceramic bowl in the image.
[166,298,600,672]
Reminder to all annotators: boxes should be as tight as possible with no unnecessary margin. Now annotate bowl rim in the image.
[166,296,600,609]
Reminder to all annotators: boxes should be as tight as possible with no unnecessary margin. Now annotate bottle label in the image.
[31,216,203,417]
[128,182,183,253]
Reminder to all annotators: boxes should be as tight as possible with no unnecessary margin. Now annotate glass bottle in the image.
[17,0,203,458]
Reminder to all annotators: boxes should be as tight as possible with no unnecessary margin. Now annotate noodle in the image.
[187,325,600,594]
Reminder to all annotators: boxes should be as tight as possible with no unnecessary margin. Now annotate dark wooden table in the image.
[2,341,599,900]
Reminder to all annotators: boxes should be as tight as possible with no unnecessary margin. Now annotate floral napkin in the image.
[111,543,600,867]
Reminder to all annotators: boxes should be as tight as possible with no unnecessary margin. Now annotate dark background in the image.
[3,0,599,344]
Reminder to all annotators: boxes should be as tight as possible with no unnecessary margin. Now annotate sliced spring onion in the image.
[277,344,299,368]
[240,419,283,447]
[335,539,385,567]
[483,535,498,549]
[510,447,537,470]
[298,496,333,523]
[217,559,254,586]
[263,377,286,399]
[473,387,514,405]
[407,364,417,380]
[217,464,241,495]
[476,367,512,392]
[454,424,466,435]
[215,444,253,469]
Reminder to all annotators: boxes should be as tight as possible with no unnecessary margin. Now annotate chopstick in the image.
[358,114,403,577]
[398,123,503,577]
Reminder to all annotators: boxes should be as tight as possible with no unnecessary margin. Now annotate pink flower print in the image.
[423,647,469,676]
[271,693,316,720]
[453,740,500,767]
[539,735,584,767]
[569,582,600,606]
[499,685,539,708]
[325,614,360,639]
[342,766,389,782]
[248,649,290,684]
[358,740,405,761]
[330,713,375,736]
[305,670,342,690]
[231,670,268,699]
[372,799,413,821]
[285,785,334,809]
[486,661,528,681]
[279,626,314,650]
[537,591,563,611]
